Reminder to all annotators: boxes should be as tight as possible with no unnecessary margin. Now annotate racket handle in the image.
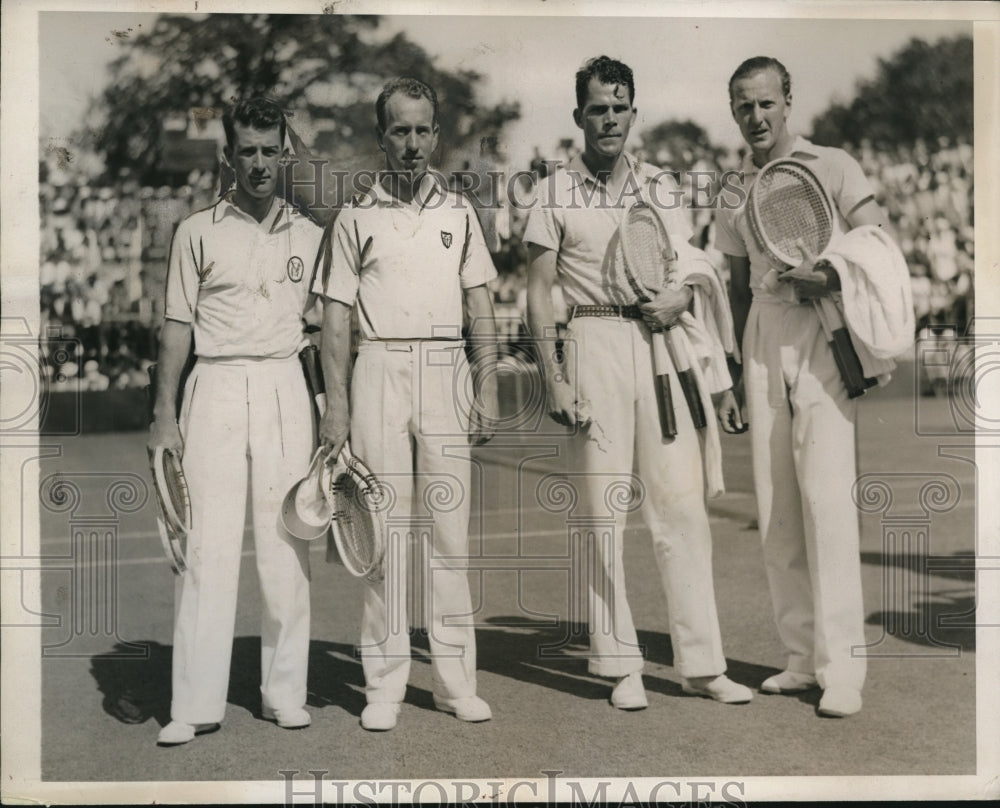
[651,336,677,440]
[814,299,876,399]
[664,330,707,430]
[299,344,327,418]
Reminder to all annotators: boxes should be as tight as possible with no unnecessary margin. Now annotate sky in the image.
[39,9,972,169]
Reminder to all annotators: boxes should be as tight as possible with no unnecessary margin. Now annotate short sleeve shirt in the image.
[713,136,875,302]
[312,176,496,340]
[523,153,693,307]
[165,195,325,358]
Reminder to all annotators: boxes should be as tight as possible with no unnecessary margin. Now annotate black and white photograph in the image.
[1,0,998,804]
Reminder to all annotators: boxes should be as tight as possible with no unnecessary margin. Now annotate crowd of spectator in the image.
[38,134,975,392]
[853,137,974,335]
[39,154,217,390]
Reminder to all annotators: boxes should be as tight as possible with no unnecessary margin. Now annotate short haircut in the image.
[376,77,439,131]
[223,97,286,150]
[728,57,792,104]
[575,56,635,109]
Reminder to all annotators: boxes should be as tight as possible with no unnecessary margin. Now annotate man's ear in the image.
[375,127,386,151]
[222,145,233,166]
[784,94,792,120]
[572,108,583,129]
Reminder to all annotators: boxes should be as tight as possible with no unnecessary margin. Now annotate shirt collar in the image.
[742,135,819,176]
[213,193,287,232]
[565,151,644,194]
[369,171,446,209]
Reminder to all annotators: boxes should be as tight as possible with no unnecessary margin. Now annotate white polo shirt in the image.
[165,195,324,359]
[312,175,496,340]
[713,136,875,303]
[523,153,693,308]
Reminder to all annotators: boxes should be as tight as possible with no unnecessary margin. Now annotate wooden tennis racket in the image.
[620,201,707,437]
[322,441,387,583]
[748,158,876,398]
[150,446,190,574]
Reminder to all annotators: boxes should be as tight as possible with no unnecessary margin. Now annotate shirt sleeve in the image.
[522,180,561,252]
[459,206,498,289]
[830,148,876,218]
[310,208,360,306]
[164,218,199,323]
[711,207,748,258]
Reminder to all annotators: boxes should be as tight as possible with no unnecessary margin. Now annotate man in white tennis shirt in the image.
[525,55,752,711]
[149,97,324,745]
[314,77,499,732]
[714,57,892,717]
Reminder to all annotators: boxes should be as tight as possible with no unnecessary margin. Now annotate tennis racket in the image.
[620,201,707,437]
[150,446,191,574]
[748,158,876,398]
[322,441,387,583]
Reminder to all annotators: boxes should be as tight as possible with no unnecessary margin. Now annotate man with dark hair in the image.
[149,97,324,745]
[525,56,751,711]
[714,56,894,717]
[313,77,498,732]
[222,96,287,153]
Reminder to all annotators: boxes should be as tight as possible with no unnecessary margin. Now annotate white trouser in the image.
[744,301,866,691]
[351,340,478,704]
[567,316,726,679]
[171,355,313,723]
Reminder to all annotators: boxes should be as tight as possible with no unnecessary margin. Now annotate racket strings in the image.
[754,167,832,261]
[622,208,669,290]
[333,475,381,572]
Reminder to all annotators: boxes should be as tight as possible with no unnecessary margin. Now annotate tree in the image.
[640,119,725,172]
[810,35,973,149]
[87,14,520,186]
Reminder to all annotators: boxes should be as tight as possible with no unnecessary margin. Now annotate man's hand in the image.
[547,376,589,428]
[148,418,184,458]
[778,241,840,300]
[318,394,350,461]
[639,284,693,331]
[715,388,748,434]
[469,376,500,446]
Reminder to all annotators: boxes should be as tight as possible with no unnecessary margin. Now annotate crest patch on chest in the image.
[287,256,305,282]
[440,231,453,249]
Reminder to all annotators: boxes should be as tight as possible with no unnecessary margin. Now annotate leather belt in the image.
[570,305,642,320]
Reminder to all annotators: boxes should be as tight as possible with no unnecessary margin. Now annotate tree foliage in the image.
[640,119,725,172]
[88,14,520,184]
[810,35,973,149]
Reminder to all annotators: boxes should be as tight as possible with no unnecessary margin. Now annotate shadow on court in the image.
[860,548,976,652]
[90,637,370,728]
[90,620,785,729]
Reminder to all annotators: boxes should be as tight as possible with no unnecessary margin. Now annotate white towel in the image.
[822,225,914,361]
[670,241,734,498]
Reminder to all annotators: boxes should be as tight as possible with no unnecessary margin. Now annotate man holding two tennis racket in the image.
[714,57,894,717]
[148,98,324,745]
[526,56,752,711]
[314,78,499,732]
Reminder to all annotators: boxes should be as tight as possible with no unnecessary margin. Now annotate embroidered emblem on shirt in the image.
[287,256,305,282]
[440,231,453,249]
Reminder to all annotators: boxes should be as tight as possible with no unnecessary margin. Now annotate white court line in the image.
[37,494,763,548]
[36,517,740,569]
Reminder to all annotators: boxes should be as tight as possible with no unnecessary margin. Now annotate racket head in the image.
[323,446,387,582]
[748,158,834,267]
[151,446,192,534]
[154,511,188,575]
[620,201,673,301]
